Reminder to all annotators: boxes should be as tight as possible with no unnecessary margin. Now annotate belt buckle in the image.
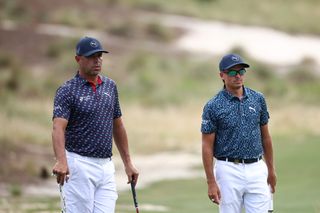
[234,159,240,164]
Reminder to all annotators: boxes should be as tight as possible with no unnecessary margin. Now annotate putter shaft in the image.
[130,182,139,212]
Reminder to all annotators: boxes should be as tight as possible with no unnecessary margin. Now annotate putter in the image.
[59,184,67,213]
[130,181,139,213]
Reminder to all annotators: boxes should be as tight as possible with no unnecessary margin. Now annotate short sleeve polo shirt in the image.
[53,73,122,158]
[201,87,269,159]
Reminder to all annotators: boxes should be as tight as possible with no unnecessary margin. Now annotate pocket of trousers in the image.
[67,157,79,180]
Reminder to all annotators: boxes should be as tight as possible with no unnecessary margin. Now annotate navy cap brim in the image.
[223,62,249,71]
[82,49,109,57]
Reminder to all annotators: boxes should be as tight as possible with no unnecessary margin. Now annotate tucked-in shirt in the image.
[201,87,269,159]
[53,73,122,158]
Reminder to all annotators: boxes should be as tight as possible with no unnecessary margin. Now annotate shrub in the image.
[287,68,318,84]
[108,21,135,37]
[10,184,22,197]
[0,53,12,68]
[145,21,174,42]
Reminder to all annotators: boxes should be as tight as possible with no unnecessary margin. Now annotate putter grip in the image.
[131,182,138,208]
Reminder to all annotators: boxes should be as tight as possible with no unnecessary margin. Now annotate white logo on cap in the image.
[90,41,98,47]
[231,55,239,61]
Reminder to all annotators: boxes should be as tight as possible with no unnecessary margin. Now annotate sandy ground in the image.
[114,152,202,191]
[161,15,320,70]
[3,13,320,70]
[0,152,201,212]
[20,152,202,197]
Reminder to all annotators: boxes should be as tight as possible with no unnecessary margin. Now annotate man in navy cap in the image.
[201,53,277,212]
[52,36,139,213]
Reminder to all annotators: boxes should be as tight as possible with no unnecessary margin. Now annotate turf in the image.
[1,134,319,212]
[116,134,320,213]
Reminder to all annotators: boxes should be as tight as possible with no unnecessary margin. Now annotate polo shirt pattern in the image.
[53,73,122,158]
[201,87,269,159]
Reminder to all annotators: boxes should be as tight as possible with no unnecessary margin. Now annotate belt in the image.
[216,156,262,164]
[67,151,112,164]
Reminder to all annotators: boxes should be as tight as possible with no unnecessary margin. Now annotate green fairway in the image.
[1,123,319,213]
[116,134,320,213]
[272,134,320,212]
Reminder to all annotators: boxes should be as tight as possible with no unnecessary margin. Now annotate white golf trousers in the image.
[214,159,271,213]
[61,151,118,213]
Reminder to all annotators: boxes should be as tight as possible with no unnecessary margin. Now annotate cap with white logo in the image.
[219,53,250,71]
[76,36,109,57]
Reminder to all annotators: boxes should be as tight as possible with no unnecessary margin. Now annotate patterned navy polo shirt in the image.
[201,87,269,159]
[53,73,122,158]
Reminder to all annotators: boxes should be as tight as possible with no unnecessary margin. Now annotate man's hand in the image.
[208,181,221,205]
[267,170,277,193]
[52,160,69,186]
[125,164,139,186]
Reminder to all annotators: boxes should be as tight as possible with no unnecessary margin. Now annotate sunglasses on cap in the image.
[223,69,246,77]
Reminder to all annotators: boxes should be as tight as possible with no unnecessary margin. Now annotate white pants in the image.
[214,159,271,213]
[61,151,118,213]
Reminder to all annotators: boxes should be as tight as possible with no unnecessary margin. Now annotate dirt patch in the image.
[0,28,60,66]
[115,152,202,191]
[7,152,202,198]
[162,15,320,70]
[0,139,53,184]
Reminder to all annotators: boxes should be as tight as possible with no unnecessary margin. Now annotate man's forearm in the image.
[116,140,132,166]
[113,123,132,166]
[263,138,275,172]
[261,125,275,172]
[52,127,67,163]
[202,133,216,184]
[202,144,215,184]
[52,118,68,161]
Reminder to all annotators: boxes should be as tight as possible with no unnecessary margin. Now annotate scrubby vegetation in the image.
[0,0,319,212]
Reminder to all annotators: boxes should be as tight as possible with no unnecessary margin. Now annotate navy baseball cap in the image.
[219,53,249,71]
[76,36,109,57]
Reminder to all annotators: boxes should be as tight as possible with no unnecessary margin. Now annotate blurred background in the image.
[0,0,319,212]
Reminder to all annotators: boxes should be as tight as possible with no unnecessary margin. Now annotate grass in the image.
[2,133,319,212]
[116,178,214,213]
[0,96,52,146]
[0,196,60,213]
[0,50,319,182]
[117,124,320,213]
[128,0,320,35]
[122,104,203,153]
[2,0,320,35]
[0,101,319,212]
[114,52,217,106]
[272,135,320,213]
[0,1,320,211]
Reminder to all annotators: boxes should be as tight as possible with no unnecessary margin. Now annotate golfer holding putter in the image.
[201,53,276,212]
[52,36,139,213]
